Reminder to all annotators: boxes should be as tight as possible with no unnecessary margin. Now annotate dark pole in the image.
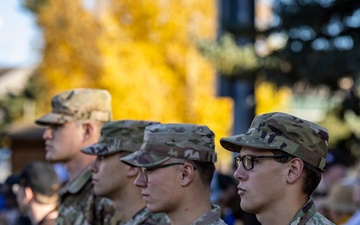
[217,0,256,136]
[217,1,260,224]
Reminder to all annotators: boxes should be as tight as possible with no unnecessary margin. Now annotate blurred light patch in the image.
[312,37,331,51]
[338,76,354,90]
[334,36,354,50]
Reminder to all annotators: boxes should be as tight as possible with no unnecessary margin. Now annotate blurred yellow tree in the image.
[28,0,233,168]
[255,80,292,115]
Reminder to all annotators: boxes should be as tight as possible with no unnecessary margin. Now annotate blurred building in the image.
[0,67,46,182]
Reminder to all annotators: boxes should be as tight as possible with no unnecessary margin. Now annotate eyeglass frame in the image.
[138,162,197,183]
[235,155,290,171]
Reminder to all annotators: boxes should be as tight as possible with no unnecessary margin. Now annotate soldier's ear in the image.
[286,158,303,184]
[82,121,93,140]
[24,186,34,201]
[180,163,195,186]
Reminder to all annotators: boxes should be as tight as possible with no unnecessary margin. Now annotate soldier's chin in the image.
[45,153,67,164]
[146,204,162,213]
[94,188,107,198]
[45,153,56,162]
[240,202,256,214]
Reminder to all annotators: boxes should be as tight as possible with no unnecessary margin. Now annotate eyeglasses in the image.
[235,155,290,170]
[139,163,185,183]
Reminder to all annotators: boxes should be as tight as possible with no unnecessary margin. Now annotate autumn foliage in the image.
[26,0,235,167]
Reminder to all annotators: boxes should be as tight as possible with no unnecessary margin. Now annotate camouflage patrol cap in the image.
[121,123,217,167]
[35,88,112,125]
[81,120,160,156]
[220,112,329,171]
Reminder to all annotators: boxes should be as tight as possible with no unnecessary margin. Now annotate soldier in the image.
[12,161,60,225]
[220,112,335,225]
[35,88,113,225]
[81,120,170,225]
[121,123,227,225]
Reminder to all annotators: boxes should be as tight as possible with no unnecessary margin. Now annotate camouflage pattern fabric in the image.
[35,88,112,126]
[81,120,160,156]
[192,205,227,225]
[118,207,170,225]
[220,112,329,171]
[55,168,115,225]
[121,123,217,167]
[290,199,335,225]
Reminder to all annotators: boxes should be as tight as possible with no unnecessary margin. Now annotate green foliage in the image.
[22,0,48,13]
[196,35,259,76]
[0,73,44,131]
[197,0,360,89]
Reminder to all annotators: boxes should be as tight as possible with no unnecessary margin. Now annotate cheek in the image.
[98,161,114,174]
[149,174,177,194]
[52,130,69,145]
[251,168,284,193]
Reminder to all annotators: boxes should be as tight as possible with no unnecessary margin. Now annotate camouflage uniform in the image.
[192,205,228,225]
[121,124,226,225]
[290,199,334,225]
[81,120,170,225]
[220,112,334,225]
[119,207,169,225]
[35,88,114,225]
[105,207,169,225]
[56,168,114,225]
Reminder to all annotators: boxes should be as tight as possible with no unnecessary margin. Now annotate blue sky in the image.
[0,0,41,68]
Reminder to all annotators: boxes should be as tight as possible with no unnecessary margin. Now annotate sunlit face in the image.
[42,121,84,163]
[233,147,288,214]
[91,153,128,198]
[134,160,184,213]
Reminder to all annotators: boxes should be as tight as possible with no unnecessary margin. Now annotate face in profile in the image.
[233,147,289,213]
[42,122,84,163]
[91,153,129,198]
[134,160,185,213]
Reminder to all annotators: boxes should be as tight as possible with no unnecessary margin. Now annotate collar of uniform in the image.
[191,204,225,225]
[289,199,316,225]
[59,168,92,195]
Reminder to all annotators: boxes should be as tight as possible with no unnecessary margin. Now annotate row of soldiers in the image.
[11,88,335,225]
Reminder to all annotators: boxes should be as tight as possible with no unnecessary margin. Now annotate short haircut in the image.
[192,160,215,186]
[273,150,321,196]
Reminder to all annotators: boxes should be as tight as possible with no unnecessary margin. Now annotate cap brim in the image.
[35,113,74,126]
[220,134,278,152]
[81,143,120,156]
[120,151,171,167]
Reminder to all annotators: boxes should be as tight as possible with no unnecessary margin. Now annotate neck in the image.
[167,188,212,225]
[112,182,146,221]
[65,154,94,181]
[256,193,308,225]
[65,133,99,181]
[28,201,58,225]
